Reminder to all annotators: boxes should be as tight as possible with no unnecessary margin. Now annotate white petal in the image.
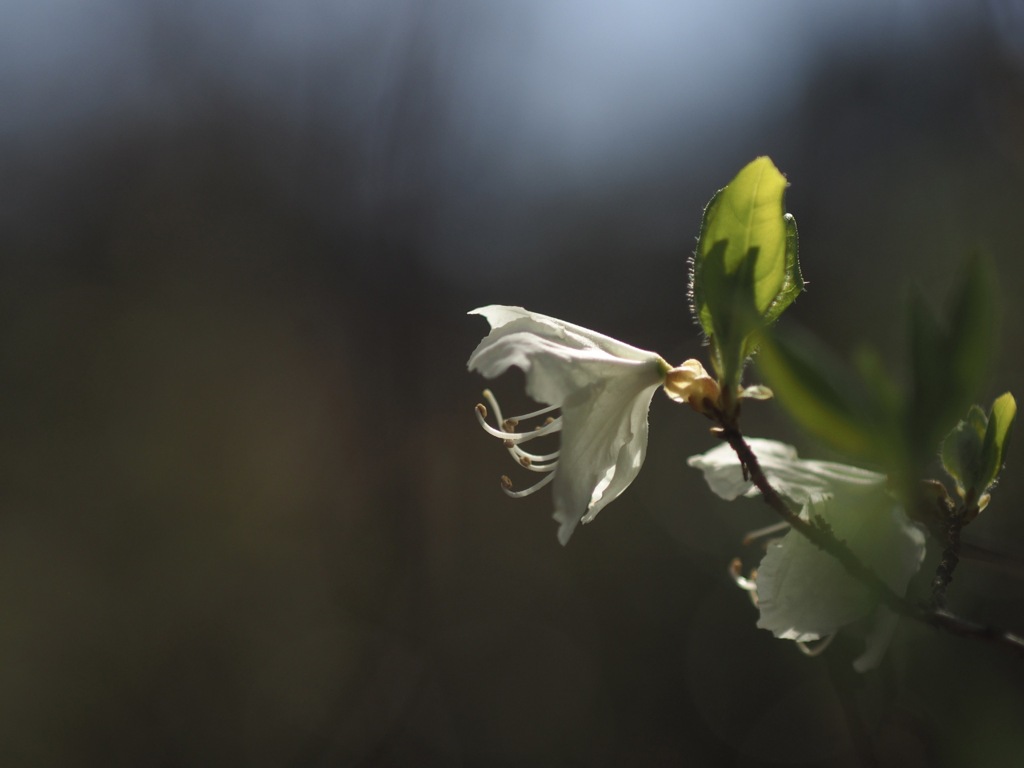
[552,374,660,544]
[468,307,665,409]
[687,438,885,504]
[755,496,926,644]
[686,438,796,500]
[469,306,664,363]
[852,608,901,672]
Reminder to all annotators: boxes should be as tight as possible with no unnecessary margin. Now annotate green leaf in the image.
[698,156,789,314]
[978,392,1016,493]
[689,157,803,388]
[755,328,876,458]
[940,405,988,497]
[698,239,759,385]
[690,188,724,341]
[762,213,804,326]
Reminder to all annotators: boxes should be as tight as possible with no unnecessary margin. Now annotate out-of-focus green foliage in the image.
[755,330,877,458]
[757,255,1001,486]
[690,157,803,389]
[908,255,995,466]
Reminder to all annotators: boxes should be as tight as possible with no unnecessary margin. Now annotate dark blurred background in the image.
[2,1,1024,765]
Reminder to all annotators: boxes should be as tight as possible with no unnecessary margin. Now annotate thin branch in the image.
[958,540,1024,580]
[926,610,1024,655]
[930,505,969,608]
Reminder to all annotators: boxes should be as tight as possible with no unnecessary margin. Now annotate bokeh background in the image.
[3,1,1024,765]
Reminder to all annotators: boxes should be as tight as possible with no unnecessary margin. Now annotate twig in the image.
[958,540,1024,580]
[926,610,1024,655]
[930,507,966,608]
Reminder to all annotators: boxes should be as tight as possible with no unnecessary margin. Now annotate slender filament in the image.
[477,389,561,497]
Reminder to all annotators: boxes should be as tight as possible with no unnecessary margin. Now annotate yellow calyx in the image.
[664,359,721,414]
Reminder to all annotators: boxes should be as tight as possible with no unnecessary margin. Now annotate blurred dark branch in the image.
[929,500,972,609]
[959,539,1024,580]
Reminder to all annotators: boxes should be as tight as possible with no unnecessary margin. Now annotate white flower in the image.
[469,306,702,545]
[688,438,887,503]
[688,438,926,670]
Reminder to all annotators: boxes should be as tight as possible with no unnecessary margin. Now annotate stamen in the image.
[477,389,563,497]
[741,521,791,546]
[476,409,562,443]
[486,393,560,425]
[729,558,758,592]
[729,559,760,608]
[500,471,556,498]
[511,419,562,444]
[482,389,503,422]
[482,389,559,425]
[509,449,559,472]
[475,390,563,444]
[796,635,835,657]
[508,443,560,467]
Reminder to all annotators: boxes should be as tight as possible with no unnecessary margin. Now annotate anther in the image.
[475,403,487,419]
[519,455,531,467]
[500,475,514,491]
[501,472,556,498]
[503,418,519,431]
[797,636,835,658]
[729,559,758,594]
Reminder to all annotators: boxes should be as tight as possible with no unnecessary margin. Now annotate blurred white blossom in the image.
[689,438,926,670]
